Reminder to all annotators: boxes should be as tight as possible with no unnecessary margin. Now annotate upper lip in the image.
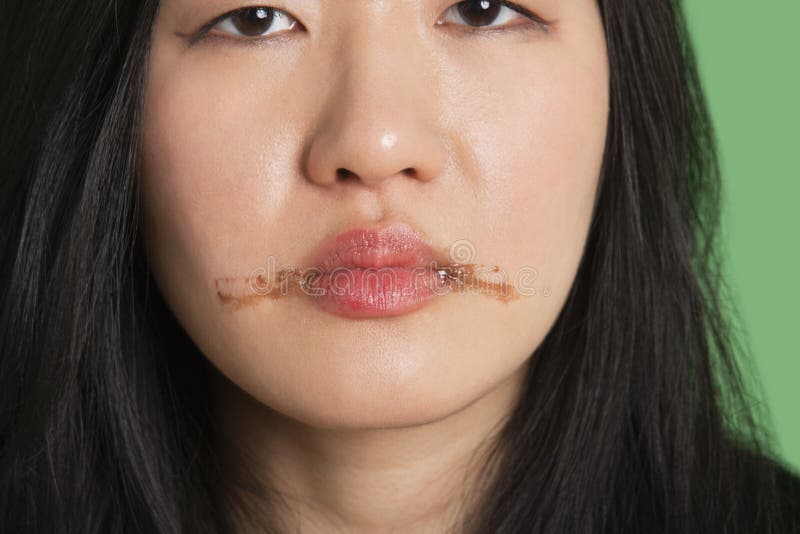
[308,223,442,273]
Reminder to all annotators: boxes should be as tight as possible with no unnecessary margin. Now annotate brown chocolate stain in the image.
[214,263,521,310]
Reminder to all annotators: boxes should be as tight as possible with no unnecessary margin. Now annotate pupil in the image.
[233,8,275,36]
[457,0,502,27]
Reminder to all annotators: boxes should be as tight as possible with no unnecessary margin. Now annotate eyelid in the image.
[183,6,301,46]
[437,0,554,32]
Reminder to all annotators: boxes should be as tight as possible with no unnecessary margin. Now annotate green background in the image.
[683,2,799,471]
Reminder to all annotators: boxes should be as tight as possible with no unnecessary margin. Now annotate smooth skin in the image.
[140,1,609,531]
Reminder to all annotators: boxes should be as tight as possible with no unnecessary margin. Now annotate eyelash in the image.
[186,1,553,46]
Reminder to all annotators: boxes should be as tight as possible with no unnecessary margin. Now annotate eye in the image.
[207,7,300,40]
[185,1,550,46]
[436,0,550,33]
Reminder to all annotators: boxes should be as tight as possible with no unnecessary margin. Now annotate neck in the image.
[209,363,527,533]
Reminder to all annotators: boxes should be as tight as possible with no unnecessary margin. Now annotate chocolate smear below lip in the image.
[214,263,521,311]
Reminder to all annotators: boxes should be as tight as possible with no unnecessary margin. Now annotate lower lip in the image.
[305,266,444,319]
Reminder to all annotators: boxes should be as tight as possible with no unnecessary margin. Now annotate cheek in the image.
[139,54,302,309]
[141,72,259,256]
[450,49,608,297]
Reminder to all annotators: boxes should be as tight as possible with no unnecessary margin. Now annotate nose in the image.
[303,28,446,189]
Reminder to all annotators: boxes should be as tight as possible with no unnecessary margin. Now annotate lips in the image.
[309,224,439,272]
[303,223,446,318]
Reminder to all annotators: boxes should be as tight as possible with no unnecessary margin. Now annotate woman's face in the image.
[140,0,608,428]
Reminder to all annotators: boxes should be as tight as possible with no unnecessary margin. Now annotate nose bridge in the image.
[304,18,446,188]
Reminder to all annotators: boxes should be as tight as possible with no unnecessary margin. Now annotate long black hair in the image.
[1,0,798,532]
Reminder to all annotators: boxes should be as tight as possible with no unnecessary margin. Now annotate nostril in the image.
[333,167,419,184]
[336,168,353,181]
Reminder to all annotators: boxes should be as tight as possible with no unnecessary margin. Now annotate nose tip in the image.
[304,117,446,188]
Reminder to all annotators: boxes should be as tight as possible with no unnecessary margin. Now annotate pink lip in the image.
[304,223,446,318]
